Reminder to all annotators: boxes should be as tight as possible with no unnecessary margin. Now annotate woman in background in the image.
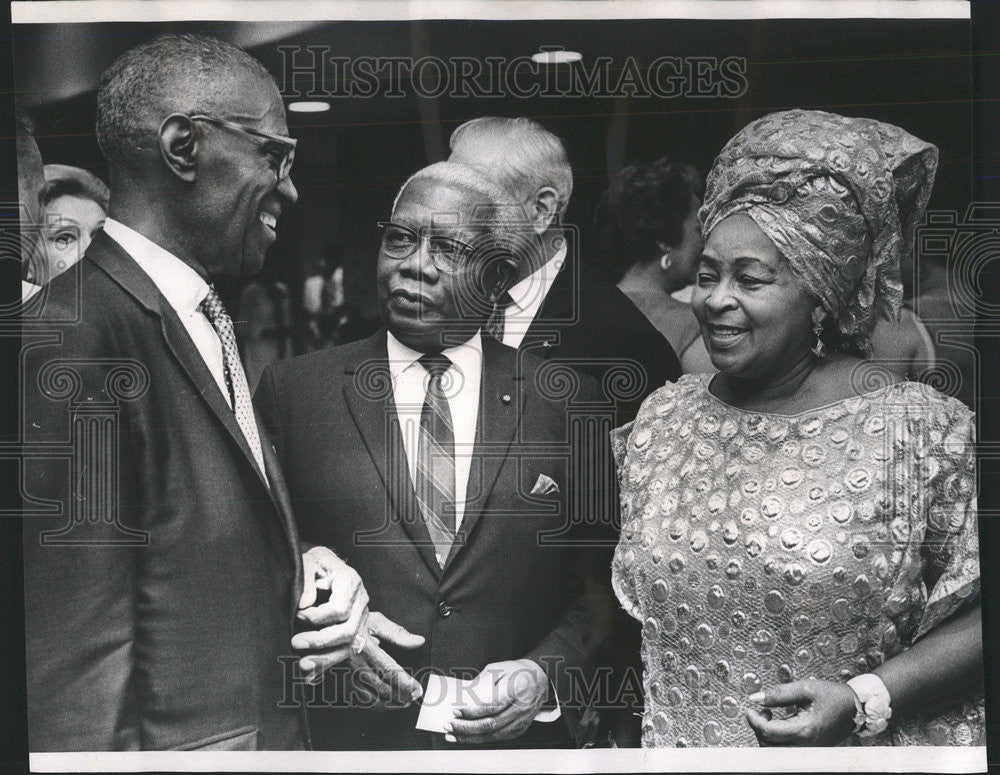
[595,158,711,372]
[612,110,982,747]
[39,164,109,283]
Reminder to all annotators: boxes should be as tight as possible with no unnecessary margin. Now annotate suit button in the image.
[438,601,452,618]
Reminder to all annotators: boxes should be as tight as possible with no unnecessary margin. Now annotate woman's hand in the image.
[745,679,857,746]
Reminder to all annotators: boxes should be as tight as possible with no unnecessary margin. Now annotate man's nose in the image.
[398,238,439,280]
[278,174,298,204]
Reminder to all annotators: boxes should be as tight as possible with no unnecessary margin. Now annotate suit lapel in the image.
[521,255,573,360]
[87,233,272,493]
[442,338,524,571]
[341,332,442,579]
[259,420,304,597]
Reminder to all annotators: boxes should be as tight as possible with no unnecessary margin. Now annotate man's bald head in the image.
[448,116,573,219]
[96,33,276,173]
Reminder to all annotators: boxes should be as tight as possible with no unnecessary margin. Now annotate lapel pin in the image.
[501,393,512,404]
[542,341,552,348]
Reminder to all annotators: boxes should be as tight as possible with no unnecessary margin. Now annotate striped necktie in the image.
[200,285,268,481]
[485,291,515,343]
[415,353,456,567]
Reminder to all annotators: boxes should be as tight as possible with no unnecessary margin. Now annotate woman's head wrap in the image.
[700,109,937,357]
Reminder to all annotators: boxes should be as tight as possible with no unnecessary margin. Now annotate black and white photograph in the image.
[4,1,995,771]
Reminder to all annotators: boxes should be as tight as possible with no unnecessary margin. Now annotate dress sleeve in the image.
[914,402,979,640]
[610,421,635,474]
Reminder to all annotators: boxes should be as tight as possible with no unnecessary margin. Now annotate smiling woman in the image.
[611,110,983,748]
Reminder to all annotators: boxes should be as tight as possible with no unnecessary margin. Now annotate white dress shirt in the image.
[499,243,567,349]
[22,280,41,302]
[386,330,559,721]
[102,218,231,408]
[386,331,481,548]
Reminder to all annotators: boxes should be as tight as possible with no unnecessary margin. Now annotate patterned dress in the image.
[612,374,982,747]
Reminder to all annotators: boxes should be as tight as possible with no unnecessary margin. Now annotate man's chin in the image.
[235,247,267,279]
[386,316,480,353]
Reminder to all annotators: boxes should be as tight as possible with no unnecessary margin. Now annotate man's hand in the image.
[349,613,426,711]
[292,546,368,679]
[292,548,424,684]
[296,605,424,685]
[745,679,858,746]
[444,659,549,744]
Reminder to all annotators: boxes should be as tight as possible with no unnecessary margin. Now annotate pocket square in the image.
[531,473,560,496]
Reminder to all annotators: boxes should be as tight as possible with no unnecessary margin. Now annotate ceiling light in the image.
[288,101,331,113]
[531,49,582,65]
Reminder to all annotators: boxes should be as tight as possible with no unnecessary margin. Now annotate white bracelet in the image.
[847,673,892,738]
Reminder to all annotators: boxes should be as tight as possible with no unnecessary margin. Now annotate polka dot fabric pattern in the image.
[611,374,982,747]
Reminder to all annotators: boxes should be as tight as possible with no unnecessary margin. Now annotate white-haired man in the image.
[448,116,681,427]
[256,161,615,750]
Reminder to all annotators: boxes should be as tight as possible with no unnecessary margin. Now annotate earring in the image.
[660,253,672,271]
[811,320,826,358]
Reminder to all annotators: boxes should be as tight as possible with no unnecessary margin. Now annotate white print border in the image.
[29,746,988,773]
[11,0,971,25]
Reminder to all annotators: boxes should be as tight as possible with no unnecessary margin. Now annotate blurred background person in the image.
[38,163,109,283]
[448,116,680,428]
[594,158,711,373]
[16,109,45,301]
[906,247,976,408]
[870,301,935,383]
[613,110,982,748]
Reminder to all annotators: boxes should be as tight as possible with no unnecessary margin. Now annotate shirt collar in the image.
[386,329,483,385]
[506,241,567,312]
[102,217,210,314]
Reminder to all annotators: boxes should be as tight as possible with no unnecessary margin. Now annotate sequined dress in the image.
[611,374,982,747]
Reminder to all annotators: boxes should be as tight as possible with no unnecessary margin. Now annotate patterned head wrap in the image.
[700,109,938,357]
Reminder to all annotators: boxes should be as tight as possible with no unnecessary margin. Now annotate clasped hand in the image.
[292,547,424,706]
[745,678,858,746]
[443,659,550,744]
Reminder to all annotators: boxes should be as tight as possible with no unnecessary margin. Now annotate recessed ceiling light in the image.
[531,49,582,65]
[288,101,331,113]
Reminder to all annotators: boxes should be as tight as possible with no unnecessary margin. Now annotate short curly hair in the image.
[96,33,275,171]
[594,158,703,282]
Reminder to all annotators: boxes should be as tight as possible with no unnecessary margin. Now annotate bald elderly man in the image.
[21,34,414,751]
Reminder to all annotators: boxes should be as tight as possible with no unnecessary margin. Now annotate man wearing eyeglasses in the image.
[255,161,616,750]
[21,34,414,752]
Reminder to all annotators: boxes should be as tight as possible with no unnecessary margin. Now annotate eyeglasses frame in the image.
[187,114,297,181]
[376,221,479,273]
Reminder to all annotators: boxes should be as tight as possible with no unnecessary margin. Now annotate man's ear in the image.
[529,186,559,235]
[486,256,518,304]
[158,114,198,182]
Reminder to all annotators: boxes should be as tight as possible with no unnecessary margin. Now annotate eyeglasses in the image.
[189,114,297,181]
[377,222,476,273]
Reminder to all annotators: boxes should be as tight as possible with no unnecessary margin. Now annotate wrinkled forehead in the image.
[392,178,494,231]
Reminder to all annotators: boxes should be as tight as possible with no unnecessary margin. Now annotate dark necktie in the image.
[415,353,456,567]
[485,291,515,343]
[200,285,268,480]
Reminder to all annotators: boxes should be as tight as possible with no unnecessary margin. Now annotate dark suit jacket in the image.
[520,252,673,745]
[519,253,680,426]
[255,332,617,750]
[21,232,307,751]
